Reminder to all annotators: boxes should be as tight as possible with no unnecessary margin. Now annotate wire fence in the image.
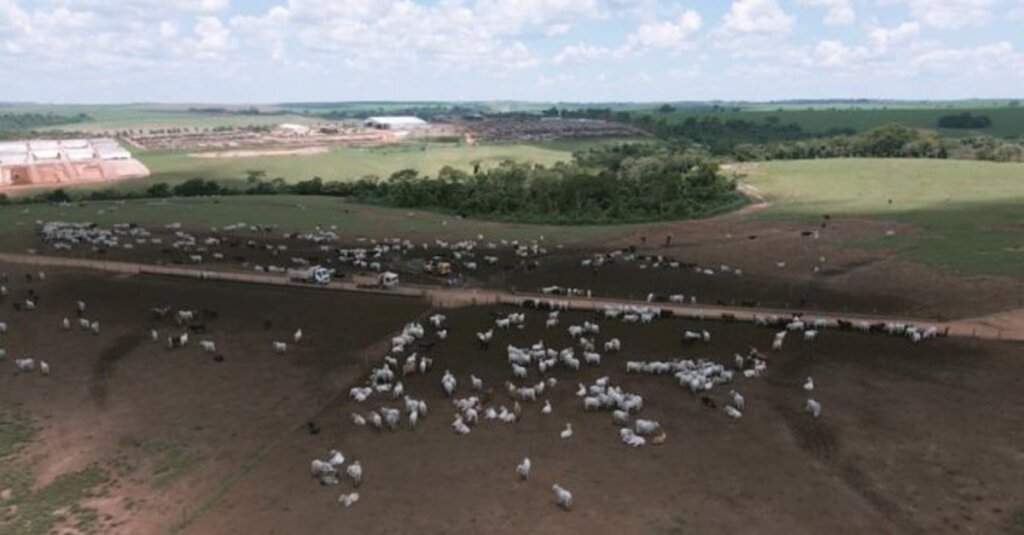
[0,252,1018,342]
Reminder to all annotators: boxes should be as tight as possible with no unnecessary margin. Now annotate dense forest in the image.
[937,113,992,129]
[537,107,819,154]
[540,106,1022,162]
[731,124,948,161]
[309,105,484,121]
[23,145,746,224]
[950,135,1024,162]
[185,107,286,116]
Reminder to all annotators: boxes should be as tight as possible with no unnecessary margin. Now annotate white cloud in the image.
[554,42,611,63]
[191,16,231,56]
[159,21,178,38]
[867,21,920,51]
[253,0,614,74]
[911,40,1017,73]
[668,64,702,79]
[0,0,32,34]
[796,0,855,25]
[1010,0,1024,21]
[901,0,999,29]
[721,0,794,34]
[231,6,290,60]
[498,42,539,69]
[619,10,702,54]
[545,23,571,36]
[814,39,870,67]
[200,0,230,12]
[0,0,1020,102]
[39,0,231,18]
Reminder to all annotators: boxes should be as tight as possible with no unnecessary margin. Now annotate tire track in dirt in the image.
[170,310,430,535]
[91,333,145,409]
[778,405,922,534]
[1,251,1022,342]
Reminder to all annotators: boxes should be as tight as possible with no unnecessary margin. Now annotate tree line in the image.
[535,107,819,154]
[535,107,1020,164]
[0,112,94,140]
[731,124,948,161]
[951,135,1024,162]
[937,112,992,129]
[14,145,747,225]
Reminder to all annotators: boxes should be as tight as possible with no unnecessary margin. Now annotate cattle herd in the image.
[316,294,946,511]
[6,217,980,525]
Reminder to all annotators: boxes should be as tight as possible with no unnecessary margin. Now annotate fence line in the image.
[0,252,1020,342]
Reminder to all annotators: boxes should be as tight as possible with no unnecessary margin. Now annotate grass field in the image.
[0,142,582,198]
[741,158,1024,276]
[138,142,573,185]
[0,195,634,247]
[0,403,109,535]
[0,104,312,133]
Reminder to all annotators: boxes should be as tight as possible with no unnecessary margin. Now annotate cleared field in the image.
[0,104,312,133]
[0,267,428,535]
[0,142,580,197]
[739,158,1024,276]
[2,266,1022,535]
[137,143,573,186]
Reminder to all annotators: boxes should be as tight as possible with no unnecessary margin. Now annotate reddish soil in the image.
[0,265,427,534]
[186,305,1024,535]
[1,265,1022,534]
[23,213,1024,321]
[498,216,1023,320]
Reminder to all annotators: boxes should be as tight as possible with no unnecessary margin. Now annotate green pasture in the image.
[0,195,635,248]
[0,104,311,133]
[742,158,1024,275]
[0,142,581,198]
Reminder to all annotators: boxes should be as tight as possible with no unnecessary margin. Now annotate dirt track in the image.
[1,262,1022,534]
[0,252,1020,342]
[189,147,330,159]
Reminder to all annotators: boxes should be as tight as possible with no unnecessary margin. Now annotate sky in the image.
[1,0,1022,103]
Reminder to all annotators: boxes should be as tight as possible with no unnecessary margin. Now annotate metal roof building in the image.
[275,123,312,136]
[0,143,29,165]
[65,148,97,161]
[363,116,428,130]
[30,140,61,160]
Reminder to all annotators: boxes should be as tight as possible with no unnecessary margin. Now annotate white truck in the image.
[378,271,400,289]
[288,265,333,286]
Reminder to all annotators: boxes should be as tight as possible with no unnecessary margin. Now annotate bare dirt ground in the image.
[0,265,426,534]
[0,159,150,192]
[185,305,1024,535]
[589,215,1022,320]
[21,212,1023,321]
[188,147,330,159]
[1,265,1022,534]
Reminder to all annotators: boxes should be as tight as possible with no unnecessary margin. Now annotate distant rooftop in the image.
[363,116,428,129]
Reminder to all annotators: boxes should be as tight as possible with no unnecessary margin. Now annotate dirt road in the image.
[1,251,1021,342]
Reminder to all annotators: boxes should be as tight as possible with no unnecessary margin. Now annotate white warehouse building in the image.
[363,116,428,130]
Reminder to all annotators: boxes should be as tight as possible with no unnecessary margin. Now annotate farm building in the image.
[0,142,29,165]
[0,138,148,187]
[363,116,428,130]
[65,147,98,161]
[29,141,61,161]
[274,123,312,136]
